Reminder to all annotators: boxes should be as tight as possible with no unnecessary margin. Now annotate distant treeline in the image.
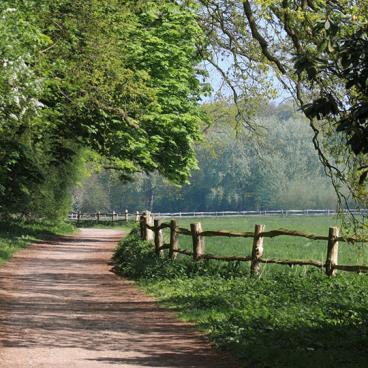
[74,103,338,212]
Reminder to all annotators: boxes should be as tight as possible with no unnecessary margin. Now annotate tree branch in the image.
[242,0,287,75]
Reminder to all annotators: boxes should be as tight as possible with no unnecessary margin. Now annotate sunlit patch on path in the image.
[0,229,238,368]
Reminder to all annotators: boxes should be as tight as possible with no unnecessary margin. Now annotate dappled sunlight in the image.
[0,229,237,367]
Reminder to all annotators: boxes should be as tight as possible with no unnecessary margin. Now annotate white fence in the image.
[68,209,368,222]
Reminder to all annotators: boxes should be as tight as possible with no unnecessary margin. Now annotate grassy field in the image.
[0,221,75,265]
[160,216,368,271]
[114,215,368,368]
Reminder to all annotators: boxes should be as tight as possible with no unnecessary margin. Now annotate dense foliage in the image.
[74,103,337,212]
[0,0,206,219]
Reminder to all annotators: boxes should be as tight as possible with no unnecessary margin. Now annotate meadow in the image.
[160,215,368,271]
[114,215,368,368]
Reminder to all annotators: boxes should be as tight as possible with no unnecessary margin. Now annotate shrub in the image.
[113,228,250,280]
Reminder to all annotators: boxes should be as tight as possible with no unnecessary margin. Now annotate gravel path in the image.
[0,228,239,368]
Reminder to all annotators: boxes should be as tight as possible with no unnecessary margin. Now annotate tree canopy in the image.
[0,0,207,218]
[196,0,368,210]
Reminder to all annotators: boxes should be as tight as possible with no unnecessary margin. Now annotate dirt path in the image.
[0,228,239,368]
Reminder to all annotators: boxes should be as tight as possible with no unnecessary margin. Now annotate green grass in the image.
[68,219,133,232]
[161,216,368,270]
[142,272,368,368]
[0,220,76,265]
[114,217,368,368]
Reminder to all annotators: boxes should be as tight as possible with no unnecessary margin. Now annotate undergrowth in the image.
[0,220,75,265]
[114,228,368,368]
[70,219,133,230]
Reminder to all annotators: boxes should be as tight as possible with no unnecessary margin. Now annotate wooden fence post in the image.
[154,219,164,257]
[77,211,81,225]
[147,212,154,242]
[124,209,129,222]
[141,211,154,242]
[169,219,179,260]
[190,222,205,260]
[111,211,115,223]
[251,224,265,276]
[325,227,339,276]
[135,211,140,222]
[140,215,145,240]
[96,211,100,223]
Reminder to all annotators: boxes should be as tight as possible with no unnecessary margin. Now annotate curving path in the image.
[0,228,239,368]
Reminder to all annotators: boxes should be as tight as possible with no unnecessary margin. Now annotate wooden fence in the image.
[138,211,368,277]
[69,208,368,222]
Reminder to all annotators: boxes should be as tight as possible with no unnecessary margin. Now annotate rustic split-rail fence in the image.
[137,211,368,277]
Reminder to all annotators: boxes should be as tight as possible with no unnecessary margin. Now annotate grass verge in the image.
[114,227,368,368]
[68,219,133,232]
[0,220,76,265]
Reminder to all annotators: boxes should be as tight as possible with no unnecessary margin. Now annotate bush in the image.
[113,228,249,280]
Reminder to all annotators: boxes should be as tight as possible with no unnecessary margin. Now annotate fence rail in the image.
[138,211,368,277]
[68,208,368,222]
[68,210,141,223]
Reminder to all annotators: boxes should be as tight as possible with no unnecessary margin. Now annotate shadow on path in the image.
[0,229,239,368]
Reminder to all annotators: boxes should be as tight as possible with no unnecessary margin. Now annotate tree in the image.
[195,0,368,213]
[293,4,368,181]
[75,102,337,212]
[0,0,208,218]
[35,0,207,182]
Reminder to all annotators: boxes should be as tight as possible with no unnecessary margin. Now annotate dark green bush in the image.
[113,228,250,280]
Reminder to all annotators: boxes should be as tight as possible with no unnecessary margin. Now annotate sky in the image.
[202,58,293,106]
